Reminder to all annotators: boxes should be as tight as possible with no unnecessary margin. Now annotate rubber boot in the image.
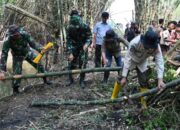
[102,71,110,84]
[13,85,20,95]
[140,87,149,109]
[111,81,122,99]
[79,73,85,89]
[43,77,53,85]
[66,74,74,86]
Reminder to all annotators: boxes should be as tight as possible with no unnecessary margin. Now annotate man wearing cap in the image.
[126,22,140,42]
[0,25,52,94]
[91,12,112,67]
[111,30,165,108]
[101,29,122,84]
[66,14,92,88]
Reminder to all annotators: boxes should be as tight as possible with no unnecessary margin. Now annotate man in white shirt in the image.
[91,12,111,67]
[111,30,165,108]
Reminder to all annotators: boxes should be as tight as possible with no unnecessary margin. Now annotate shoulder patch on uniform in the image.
[130,45,136,53]
[4,36,9,42]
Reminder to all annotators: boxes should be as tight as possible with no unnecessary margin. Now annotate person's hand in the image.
[102,57,107,65]
[68,53,74,61]
[91,43,96,48]
[120,77,127,86]
[41,48,46,53]
[158,78,165,90]
[83,44,88,51]
[88,47,93,53]
[0,72,5,80]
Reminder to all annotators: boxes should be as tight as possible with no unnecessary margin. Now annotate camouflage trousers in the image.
[12,51,45,88]
[69,48,88,70]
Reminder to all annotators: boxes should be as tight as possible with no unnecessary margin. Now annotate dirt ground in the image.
[0,60,179,130]
[0,71,140,130]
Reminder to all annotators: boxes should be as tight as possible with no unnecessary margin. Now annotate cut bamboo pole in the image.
[2,67,121,80]
[31,78,180,107]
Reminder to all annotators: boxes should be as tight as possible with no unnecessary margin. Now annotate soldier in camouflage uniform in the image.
[66,14,92,88]
[0,25,52,94]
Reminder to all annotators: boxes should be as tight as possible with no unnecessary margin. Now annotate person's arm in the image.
[83,25,92,51]
[0,40,10,72]
[122,53,131,78]
[91,23,98,48]
[154,45,165,89]
[23,32,43,52]
[66,26,74,54]
[122,36,141,78]
[165,30,177,44]
[165,39,177,44]
[101,40,106,65]
[66,26,74,61]
[124,28,128,39]
[121,50,132,86]
[91,33,97,48]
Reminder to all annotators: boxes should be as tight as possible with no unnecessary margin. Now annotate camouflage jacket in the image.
[66,23,92,53]
[0,29,42,71]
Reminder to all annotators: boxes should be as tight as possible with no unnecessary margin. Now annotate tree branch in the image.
[5,4,52,28]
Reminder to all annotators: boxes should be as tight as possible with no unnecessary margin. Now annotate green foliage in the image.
[119,111,138,126]
[0,0,16,17]
[141,106,180,130]
[124,112,135,125]
[164,63,178,82]
[148,62,179,85]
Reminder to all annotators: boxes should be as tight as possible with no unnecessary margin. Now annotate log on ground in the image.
[31,78,180,107]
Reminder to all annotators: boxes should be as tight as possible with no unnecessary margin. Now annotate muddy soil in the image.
[0,72,138,130]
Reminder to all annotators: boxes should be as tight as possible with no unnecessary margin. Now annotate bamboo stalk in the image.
[165,40,180,59]
[3,67,121,80]
[5,4,52,28]
[119,36,129,47]
[31,78,180,107]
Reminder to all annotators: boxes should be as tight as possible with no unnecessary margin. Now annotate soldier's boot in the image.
[13,85,20,95]
[111,81,122,99]
[140,87,149,109]
[102,71,110,84]
[79,73,85,89]
[43,77,53,85]
[66,74,74,86]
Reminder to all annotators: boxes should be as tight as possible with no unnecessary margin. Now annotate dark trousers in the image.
[68,48,87,81]
[103,51,122,82]
[160,45,169,55]
[123,67,149,87]
[136,68,149,87]
[95,44,102,67]
[13,51,45,88]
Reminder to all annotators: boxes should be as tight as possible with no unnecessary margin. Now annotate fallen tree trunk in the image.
[31,78,180,107]
[5,4,52,28]
[2,67,121,80]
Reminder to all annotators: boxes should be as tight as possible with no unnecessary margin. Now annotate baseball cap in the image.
[141,30,158,49]
[8,25,19,36]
